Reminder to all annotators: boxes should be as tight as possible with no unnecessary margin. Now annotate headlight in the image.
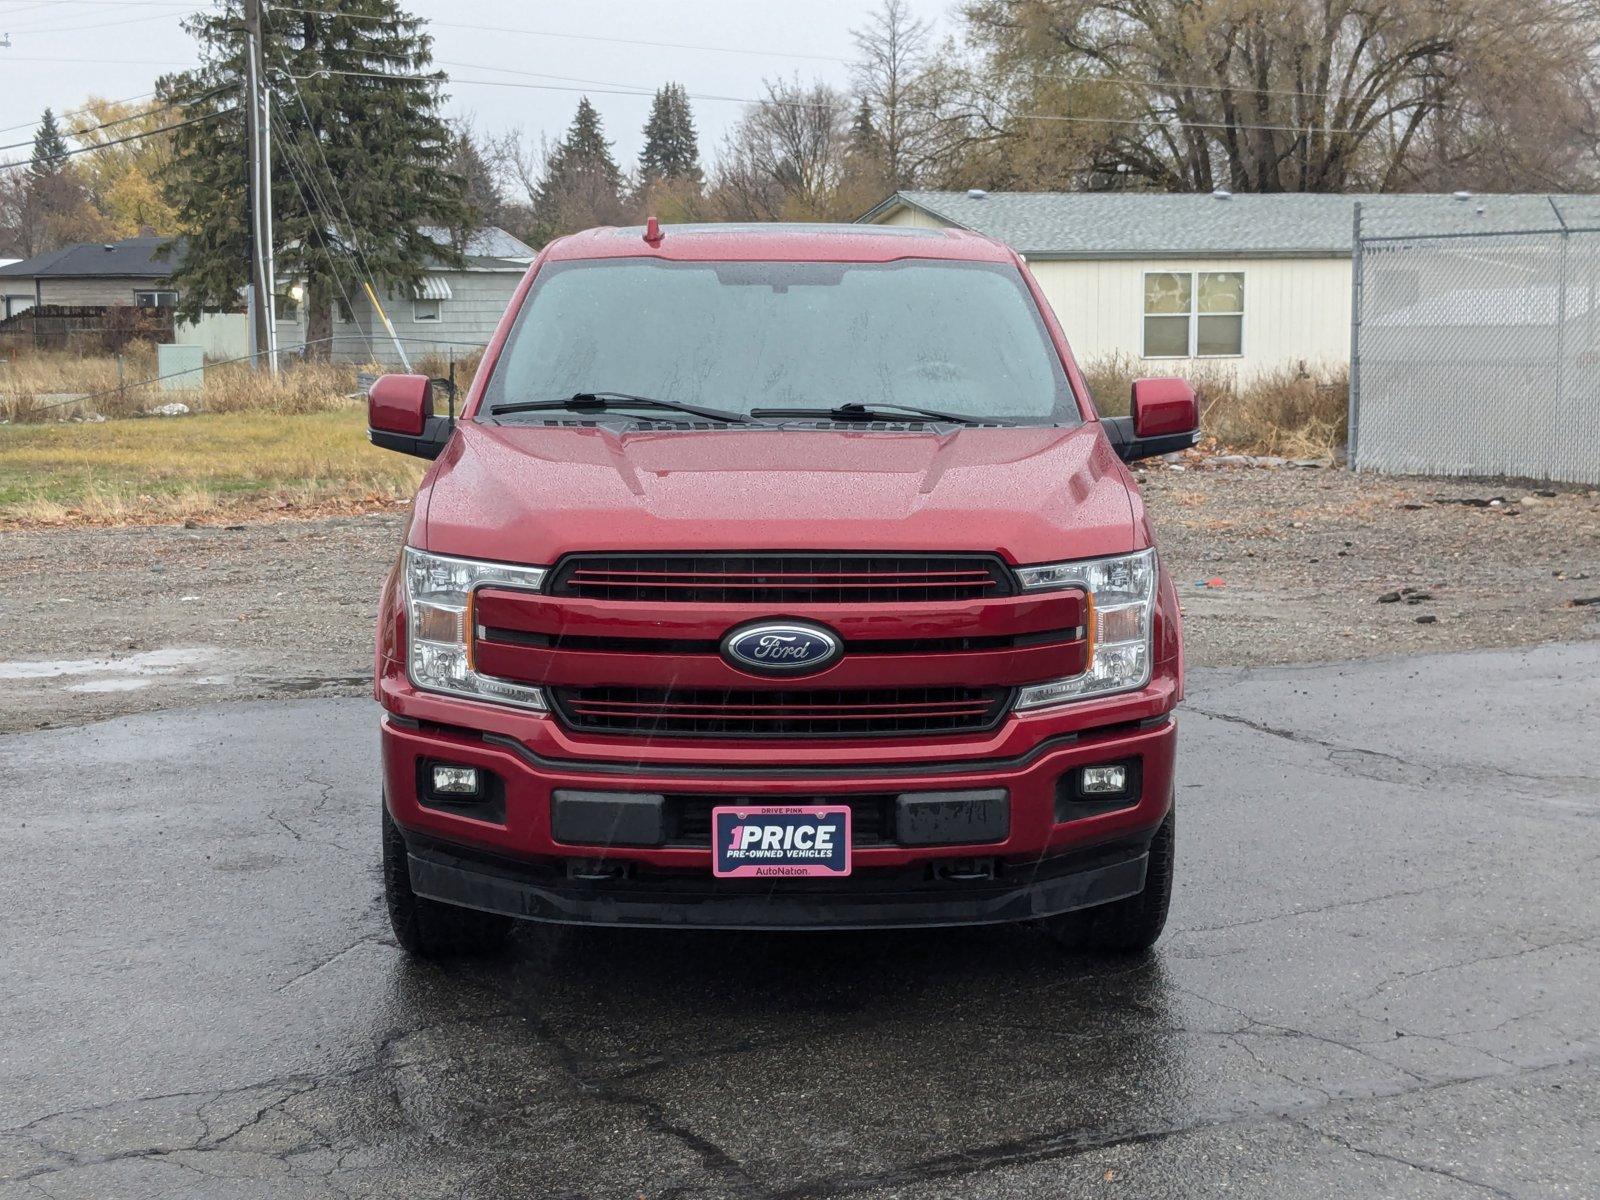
[1013,548,1157,709]
[404,547,549,710]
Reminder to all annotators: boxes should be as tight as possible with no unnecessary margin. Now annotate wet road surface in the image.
[2,643,1597,1198]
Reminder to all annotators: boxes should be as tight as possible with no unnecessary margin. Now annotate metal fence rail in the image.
[1351,201,1600,484]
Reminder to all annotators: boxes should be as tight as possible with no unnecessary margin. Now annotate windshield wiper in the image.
[749,401,1002,426]
[489,392,759,425]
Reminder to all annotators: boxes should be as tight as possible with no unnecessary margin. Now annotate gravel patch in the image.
[1,468,1596,733]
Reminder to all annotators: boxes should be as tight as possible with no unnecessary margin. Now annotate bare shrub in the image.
[1078,354,1346,457]
[1,351,359,422]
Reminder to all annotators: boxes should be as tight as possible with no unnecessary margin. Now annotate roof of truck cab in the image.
[542,222,1016,264]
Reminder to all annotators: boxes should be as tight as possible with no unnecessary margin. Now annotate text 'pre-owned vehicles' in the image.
[367,221,1199,960]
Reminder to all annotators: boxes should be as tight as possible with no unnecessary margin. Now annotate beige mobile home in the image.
[859,191,1582,383]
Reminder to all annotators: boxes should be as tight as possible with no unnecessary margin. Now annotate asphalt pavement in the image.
[2,643,1597,1198]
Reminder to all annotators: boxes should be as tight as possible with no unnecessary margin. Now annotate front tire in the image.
[382,802,512,959]
[1040,809,1174,955]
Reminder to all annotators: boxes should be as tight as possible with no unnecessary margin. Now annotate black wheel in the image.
[1039,809,1174,955]
[382,802,513,959]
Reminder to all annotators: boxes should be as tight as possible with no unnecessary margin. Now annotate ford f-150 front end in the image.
[368,222,1198,959]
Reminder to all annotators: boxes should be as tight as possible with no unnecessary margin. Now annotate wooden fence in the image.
[0,304,176,355]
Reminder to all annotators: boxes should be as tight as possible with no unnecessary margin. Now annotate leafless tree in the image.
[851,0,936,187]
[711,78,853,220]
[959,0,1600,193]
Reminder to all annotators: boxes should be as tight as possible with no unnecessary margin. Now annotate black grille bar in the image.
[548,553,1015,604]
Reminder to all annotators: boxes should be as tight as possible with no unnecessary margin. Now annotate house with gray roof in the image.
[859,191,1598,380]
[1,228,536,364]
[275,225,535,367]
[0,236,183,319]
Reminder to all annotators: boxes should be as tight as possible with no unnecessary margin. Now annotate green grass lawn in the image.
[0,408,424,524]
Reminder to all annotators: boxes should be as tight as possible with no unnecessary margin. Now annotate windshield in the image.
[479,258,1080,425]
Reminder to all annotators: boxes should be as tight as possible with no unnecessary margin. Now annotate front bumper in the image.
[402,827,1152,930]
[381,698,1177,930]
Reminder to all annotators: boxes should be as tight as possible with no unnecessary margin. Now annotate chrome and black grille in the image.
[551,685,1012,739]
[547,553,1014,604]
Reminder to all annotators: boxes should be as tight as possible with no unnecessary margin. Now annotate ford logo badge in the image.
[721,621,842,676]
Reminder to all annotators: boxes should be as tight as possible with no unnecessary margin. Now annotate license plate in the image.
[711,805,852,878]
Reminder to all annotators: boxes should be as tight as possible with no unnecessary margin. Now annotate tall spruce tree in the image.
[847,97,883,162]
[29,109,71,183]
[531,97,624,244]
[158,0,468,357]
[638,84,702,186]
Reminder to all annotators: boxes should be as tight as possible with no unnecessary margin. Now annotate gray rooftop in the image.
[0,236,181,279]
[422,226,536,265]
[1,228,535,286]
[860,191,1600,259]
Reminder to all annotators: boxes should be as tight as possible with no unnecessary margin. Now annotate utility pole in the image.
[243,0,278,372]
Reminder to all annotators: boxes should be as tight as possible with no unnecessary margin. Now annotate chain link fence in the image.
[1351,198,1600,484]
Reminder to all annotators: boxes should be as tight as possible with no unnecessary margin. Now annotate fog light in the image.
[1080,765,1128,795]
[431,765,481,796]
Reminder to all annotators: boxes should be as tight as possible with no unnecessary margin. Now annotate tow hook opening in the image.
[932,857,996,883]
[566,858,633,882]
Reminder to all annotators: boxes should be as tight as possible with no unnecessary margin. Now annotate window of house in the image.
[1142,271,1244,357]
[275,291,299,323]
[134,289,178,309]
[413,298,442,322]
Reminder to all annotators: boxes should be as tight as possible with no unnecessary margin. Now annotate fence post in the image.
[1348,201,1363,470]
[1549,197,1570,437]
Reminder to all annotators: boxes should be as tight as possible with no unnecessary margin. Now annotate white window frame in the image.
[133,288,178,309]
[1141,270,1245,359]
[274,295,300,324]
[412,297,442,323]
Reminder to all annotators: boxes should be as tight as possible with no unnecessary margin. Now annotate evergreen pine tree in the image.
[29,109,71,183]
[158,0,469,356]
[448,125,502,248]
[638,84,702,186]
[847,97,883,162]
[531,98,624,244]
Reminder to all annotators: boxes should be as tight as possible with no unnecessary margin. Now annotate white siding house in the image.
[277,226,534,367]
[860,191,1581,382]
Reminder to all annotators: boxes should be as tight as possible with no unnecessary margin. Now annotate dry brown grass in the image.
[1080,353,1348,458]
[0,407,422,527]
[0,348,365,423]
[414,347,485,392]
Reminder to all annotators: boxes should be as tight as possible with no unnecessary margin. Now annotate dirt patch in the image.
[2,467,1597,733]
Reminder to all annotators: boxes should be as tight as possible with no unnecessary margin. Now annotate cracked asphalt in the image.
[2,642,1597,1198]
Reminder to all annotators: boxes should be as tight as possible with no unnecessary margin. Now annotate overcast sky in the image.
[0,0,954,168]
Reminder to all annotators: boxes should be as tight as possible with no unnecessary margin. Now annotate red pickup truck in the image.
[368,222,1197,960]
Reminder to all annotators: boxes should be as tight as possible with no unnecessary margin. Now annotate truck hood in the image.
[416,422,1138,566]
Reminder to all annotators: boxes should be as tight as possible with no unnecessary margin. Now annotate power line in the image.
[0,54,194,65]
[0,86,231,155]
[273,57,387,323]
[288,65,1366,137]
[268,117,374,358]
[0,90,158,138]
[2,7,205,35]
[9,333,490,417]
[264,3,1382,106]
[270,5,852,64]
[0,108,228,173]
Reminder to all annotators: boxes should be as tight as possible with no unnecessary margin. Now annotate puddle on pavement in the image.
[0,647,223,689]
[66,678,155,694]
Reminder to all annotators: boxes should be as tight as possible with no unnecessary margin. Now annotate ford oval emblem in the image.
[721,621,842,676]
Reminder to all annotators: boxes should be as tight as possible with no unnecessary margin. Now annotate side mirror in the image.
[368,374,451,459]
[1101,377,1201,463]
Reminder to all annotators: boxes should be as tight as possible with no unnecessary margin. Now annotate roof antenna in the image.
[643,216,663,246]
